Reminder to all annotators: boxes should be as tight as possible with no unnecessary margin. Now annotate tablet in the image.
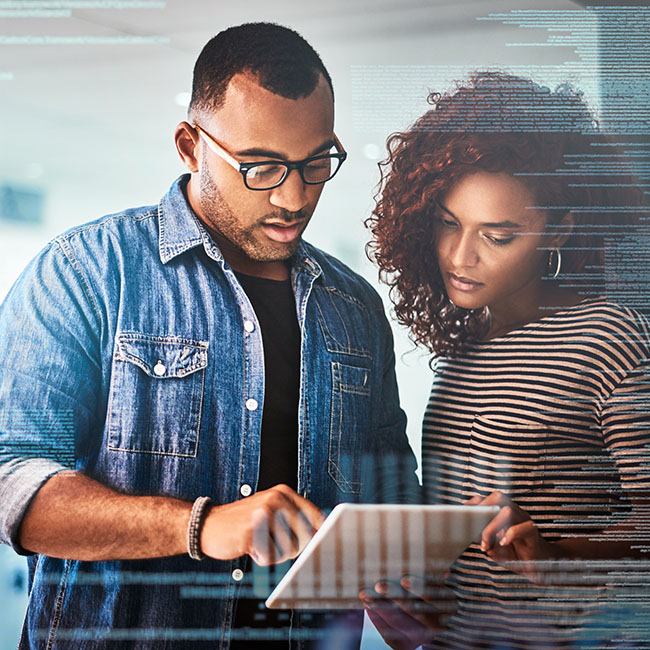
[265,503,499,609]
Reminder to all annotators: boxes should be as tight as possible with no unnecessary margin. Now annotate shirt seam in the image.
[56,209,156,239]
[45,559,72,650]
[54,238,102,326]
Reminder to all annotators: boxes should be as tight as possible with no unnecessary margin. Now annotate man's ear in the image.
[550,210,574,248]
[174,121,200,173]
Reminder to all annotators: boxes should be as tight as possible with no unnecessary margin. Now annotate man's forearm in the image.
[18,471,192,561]
[17,471,325,564]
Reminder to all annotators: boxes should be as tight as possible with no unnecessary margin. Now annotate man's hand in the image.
[466,491,560,583]
[201,484,325,566]
[359,575,457,650]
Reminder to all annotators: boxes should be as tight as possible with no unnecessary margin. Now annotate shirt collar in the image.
[158,174,208,264]
[158,174,323,279]
[291,241,322,279]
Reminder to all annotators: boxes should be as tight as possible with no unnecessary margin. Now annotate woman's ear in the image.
[550,211,574,249]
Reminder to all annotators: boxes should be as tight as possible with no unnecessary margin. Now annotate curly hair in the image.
[366,71,643,358]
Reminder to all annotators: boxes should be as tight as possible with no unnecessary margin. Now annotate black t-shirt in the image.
[234,271,300,491]
[231,270,300,649]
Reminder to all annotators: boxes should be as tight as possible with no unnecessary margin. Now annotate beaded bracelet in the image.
[187,496,211,561]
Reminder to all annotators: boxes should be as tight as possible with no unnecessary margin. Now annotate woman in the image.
[363,72,650,649]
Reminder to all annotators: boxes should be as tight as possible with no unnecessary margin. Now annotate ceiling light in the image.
[175,91,191,108]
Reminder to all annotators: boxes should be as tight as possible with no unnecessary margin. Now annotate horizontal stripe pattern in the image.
[422,299,650,649]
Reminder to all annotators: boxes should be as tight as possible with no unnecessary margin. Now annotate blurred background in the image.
[1,0,648,647]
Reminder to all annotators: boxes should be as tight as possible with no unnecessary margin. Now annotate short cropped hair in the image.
[189,22,333,116]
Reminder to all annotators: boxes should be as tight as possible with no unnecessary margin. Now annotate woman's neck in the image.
[485,285,582,340]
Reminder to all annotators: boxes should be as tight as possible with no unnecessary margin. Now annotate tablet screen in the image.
[265,503,499,609]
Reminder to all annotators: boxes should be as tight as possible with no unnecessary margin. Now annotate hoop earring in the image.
[548,248,562,279]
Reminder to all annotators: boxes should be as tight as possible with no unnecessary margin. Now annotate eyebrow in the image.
[437,202,522,229]
[235,138,336,161]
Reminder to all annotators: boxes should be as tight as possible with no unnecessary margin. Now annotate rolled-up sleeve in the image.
[0,238,101,553]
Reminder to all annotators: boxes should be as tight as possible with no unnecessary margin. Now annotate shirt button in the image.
[240,484,252,497]
[232,568,244,581]
[153,362,166,376]
[243,320,255,333]
[245,398,258,411]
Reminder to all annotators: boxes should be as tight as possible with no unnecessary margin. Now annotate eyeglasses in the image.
[192,123,347,191]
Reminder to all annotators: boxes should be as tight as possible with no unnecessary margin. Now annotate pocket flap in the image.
[116,334,208,379]
[332,362,371,395]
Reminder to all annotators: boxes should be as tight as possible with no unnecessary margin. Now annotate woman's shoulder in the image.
[563,297,649,332]
[556,297,650,361]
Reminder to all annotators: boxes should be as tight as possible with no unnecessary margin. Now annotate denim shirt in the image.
[0,175,419,649]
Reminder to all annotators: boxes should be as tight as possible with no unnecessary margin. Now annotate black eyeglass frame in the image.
[192,123,348,191]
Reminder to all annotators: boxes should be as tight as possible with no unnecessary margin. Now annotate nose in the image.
[268,169,309,213]
[447,231,479,269]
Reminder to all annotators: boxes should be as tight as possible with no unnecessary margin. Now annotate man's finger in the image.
[273,484,326,531]
[250,507,284,565]
[247,486,324,565]
[251,504,314,565]
[269,504,311,557]
[268,509,300,560]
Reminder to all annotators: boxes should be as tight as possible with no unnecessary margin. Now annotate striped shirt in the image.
[422,299,650,649]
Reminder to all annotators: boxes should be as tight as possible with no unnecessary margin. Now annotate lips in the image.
[261,221,305,243]
[447,272,484,292]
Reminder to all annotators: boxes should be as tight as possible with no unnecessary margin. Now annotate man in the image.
[0,21,418,649]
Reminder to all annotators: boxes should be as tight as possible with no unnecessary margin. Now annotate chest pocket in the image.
[314,286,372,358]
[107,334,208,457]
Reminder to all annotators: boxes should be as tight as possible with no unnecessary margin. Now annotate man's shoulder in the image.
[53,202,159,248]
[301,241,383,310]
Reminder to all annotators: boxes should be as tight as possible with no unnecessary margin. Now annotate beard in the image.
[198,157,310,263]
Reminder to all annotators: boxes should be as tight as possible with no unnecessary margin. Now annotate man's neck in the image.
[227,254,291,281]
[182,175,292,281]
[201,218,291,281]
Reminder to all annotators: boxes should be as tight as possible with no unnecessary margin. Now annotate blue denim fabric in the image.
[0,175,419,648]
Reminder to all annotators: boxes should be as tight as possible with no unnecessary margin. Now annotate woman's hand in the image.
[466,491,561,583]
[359,575,457,650]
